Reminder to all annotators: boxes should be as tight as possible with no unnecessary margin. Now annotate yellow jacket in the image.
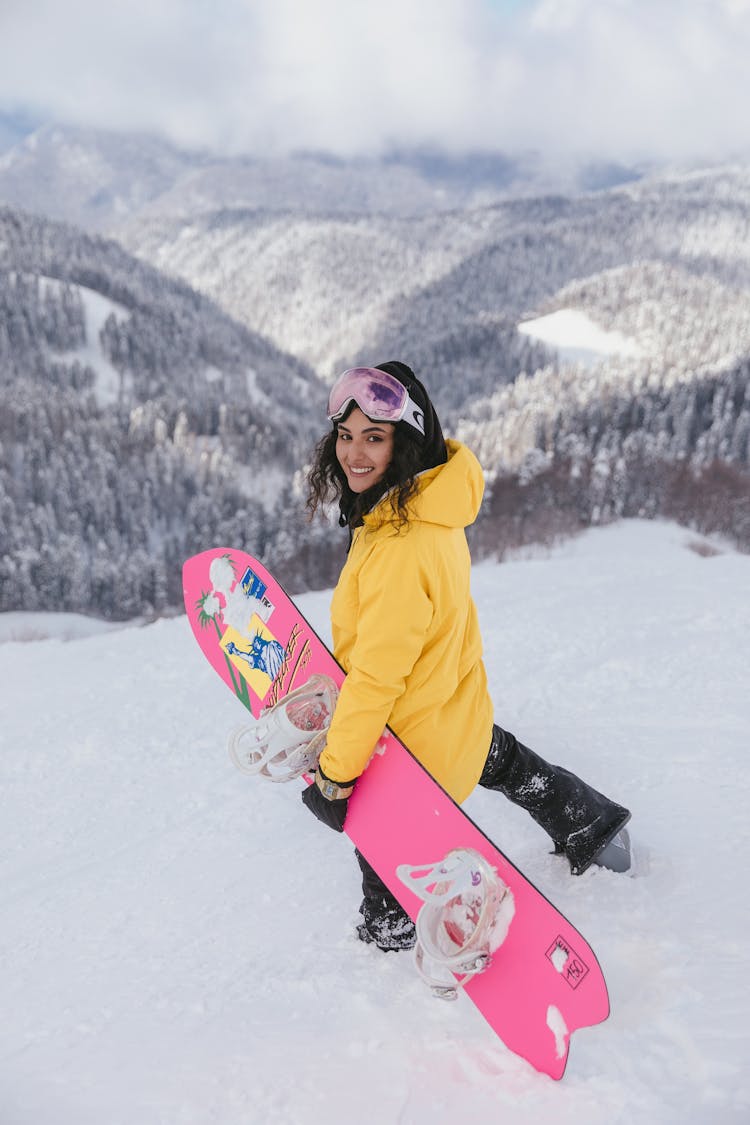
[319,439,494,803]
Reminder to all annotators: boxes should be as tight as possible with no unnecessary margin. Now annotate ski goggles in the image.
[327,367,426,436]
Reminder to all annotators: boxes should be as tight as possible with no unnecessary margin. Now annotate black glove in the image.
[301,764,356,833]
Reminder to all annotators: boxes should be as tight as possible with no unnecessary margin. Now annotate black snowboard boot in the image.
[479,725,631,876]
[355,850,416,951]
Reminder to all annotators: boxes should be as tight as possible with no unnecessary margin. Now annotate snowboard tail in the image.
[184,548,610,1079]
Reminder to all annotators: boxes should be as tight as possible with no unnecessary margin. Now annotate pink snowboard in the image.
[183,547,609,1079]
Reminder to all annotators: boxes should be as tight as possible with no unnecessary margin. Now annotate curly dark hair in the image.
[306,421,424,531]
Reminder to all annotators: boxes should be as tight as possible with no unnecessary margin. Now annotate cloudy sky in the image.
[1,0,749,162]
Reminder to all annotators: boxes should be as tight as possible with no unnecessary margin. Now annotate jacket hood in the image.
[364,439,484,532]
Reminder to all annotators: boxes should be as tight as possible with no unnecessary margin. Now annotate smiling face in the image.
[335,406,395,494]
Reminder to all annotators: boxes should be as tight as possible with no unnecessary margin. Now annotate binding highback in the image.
[228,673,338,782]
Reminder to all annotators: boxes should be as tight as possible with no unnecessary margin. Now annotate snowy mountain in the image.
[0,124,644,231]
[0,206,331,618]
[1,129,749,620]
[120,167,750,388]
[1,520,748,1123]
[0,125,197,230]
[120,168,750,556]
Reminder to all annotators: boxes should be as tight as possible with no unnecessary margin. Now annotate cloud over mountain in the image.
[1,1,749,162]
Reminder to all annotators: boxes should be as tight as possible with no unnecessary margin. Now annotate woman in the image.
[302,362,631,951]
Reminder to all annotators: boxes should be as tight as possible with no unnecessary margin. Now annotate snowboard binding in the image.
[228,673,338,782]
[397,848,514,1000]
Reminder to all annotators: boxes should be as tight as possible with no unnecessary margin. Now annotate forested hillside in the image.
[1,139,749,620]
[122,163,750,555]
[0,207,336,619]
[121,167,750,396]
[458,249,750,554]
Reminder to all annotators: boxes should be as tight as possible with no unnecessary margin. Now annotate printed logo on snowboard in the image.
[546,936,590,990]
[239,566,273,613]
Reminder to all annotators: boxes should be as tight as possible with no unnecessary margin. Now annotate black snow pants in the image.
[478,724,630,875]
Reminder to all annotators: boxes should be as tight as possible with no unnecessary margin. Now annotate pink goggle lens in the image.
[327,367,425,435]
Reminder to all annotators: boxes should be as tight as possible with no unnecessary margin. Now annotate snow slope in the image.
[1,521,748,1125]
[518,308,645,366]
[35,276,131,405]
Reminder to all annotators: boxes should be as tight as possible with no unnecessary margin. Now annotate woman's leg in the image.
[479,725,631,874]
[355,849,416,950]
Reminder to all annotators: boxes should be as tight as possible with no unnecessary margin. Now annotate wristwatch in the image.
[315,771,355,801]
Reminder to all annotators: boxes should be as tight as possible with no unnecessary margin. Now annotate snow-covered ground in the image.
[1,520,748,1124]
[518,308,644,366]
[0,611,135,644]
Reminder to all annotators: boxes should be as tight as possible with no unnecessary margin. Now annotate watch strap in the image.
[315,771,355,802]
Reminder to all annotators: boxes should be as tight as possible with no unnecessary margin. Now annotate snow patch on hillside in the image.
[44,277,131,403]
[518,308,645,367]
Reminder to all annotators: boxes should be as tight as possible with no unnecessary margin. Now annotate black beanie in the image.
[374,361,448,471]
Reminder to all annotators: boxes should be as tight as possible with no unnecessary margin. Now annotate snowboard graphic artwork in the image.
[224,629,284,686]
[184,548,610,1079]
